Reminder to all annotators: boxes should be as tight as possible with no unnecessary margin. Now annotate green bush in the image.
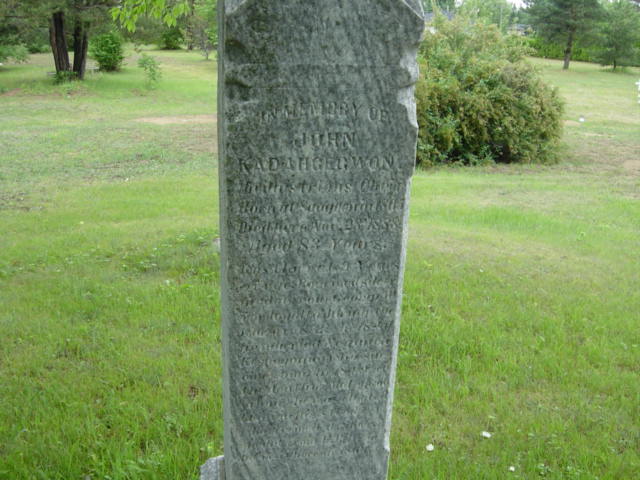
[160,26,183,50]
[416,17,564,166]
[53,70,78,84]
[27,44,50,54]
[526,36,595,63]
[89,31,124,72]
[0,44,29,64]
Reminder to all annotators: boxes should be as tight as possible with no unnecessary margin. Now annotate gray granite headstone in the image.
[205,1,424,479]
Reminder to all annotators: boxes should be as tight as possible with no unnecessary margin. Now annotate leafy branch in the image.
[112,0,190,31]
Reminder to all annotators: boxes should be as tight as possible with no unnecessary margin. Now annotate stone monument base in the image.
[200,455,224,480]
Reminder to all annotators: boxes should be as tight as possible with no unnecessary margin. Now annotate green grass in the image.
[1,51,639,479]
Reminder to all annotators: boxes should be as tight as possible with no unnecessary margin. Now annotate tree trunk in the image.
[72,20,89,80]
[613,59,617,71]
[186,0,196,50]
[49,11,71,74]
[563,30,574,70]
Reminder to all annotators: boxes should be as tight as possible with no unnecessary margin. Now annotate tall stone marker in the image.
[206,1,424,479]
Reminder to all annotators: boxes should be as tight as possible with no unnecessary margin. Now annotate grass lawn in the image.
[1,50,639,479]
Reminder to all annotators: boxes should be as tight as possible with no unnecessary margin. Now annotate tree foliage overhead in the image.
[526,0,603,69]
[416,15,563,167]
[112,0,190,31]
[114,0,217,56]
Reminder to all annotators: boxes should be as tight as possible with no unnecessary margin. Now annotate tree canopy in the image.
[526,0,603,69]
[112,0,190,31]
[596,0,640,70]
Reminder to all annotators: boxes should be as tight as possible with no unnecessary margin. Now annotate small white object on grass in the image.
[509,466,516,472]
[579,116,585,123]
[481,431,492,439]
[426,444,435,452]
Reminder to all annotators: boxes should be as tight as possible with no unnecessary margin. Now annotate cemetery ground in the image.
[0,50,638,479]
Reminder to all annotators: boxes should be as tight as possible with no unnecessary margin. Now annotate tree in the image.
[0,0,39,63]
[184,0,217,59]
[49,1,118,80]
[0,6,27,65]
[596,0,640,70]
[526,0,603,69]
[1,0,117,80]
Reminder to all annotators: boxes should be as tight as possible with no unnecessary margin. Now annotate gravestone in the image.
[204,1,424,479]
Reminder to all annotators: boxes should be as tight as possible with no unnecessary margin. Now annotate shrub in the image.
[0,44,29,64]
[27,43,50,54]
[416,17,564,166]
[137,53,162,88]
[160,26,183,50]
[89,31,124,72]
[526,36,595,63]
[53,70,78,84]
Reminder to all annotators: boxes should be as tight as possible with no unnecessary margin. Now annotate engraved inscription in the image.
[293,131,357,148]
[218,1,424,479]
[238,154,400,172]
[256,101,362,122]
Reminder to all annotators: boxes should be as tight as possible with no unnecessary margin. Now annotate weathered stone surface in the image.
[217,1,424,479]
[200,456,225,480]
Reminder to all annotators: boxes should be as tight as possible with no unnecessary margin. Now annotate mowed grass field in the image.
[1,50,639,479]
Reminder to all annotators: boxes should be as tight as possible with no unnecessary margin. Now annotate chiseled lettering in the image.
[293,131,357,149]
[238,154,400,173]
[256,101,361,122]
